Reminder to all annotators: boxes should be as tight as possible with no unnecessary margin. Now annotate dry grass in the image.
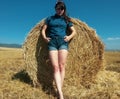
[0,47,120,99]
[0,47,49,99]
[105,51,120,73]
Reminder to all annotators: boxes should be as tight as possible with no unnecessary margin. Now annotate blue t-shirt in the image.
[45,14,73,38]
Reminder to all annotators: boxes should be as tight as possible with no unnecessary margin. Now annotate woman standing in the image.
[42,1,76,99]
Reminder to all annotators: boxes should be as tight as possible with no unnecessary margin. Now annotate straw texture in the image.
[23,18,104,88]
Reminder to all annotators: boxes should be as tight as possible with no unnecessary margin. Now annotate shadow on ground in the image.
[12,69,33,85]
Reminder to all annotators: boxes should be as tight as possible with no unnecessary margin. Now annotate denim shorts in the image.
[48,36,68,51]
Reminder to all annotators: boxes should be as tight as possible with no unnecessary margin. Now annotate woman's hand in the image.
[44,37,51,43]
[64,36,71,42]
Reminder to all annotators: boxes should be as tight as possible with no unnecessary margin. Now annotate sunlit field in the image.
[0,47,120,99]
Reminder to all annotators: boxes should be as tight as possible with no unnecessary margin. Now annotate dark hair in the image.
[55,1,71,22]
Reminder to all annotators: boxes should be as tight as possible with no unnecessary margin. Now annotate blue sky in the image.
[0,0,120,50]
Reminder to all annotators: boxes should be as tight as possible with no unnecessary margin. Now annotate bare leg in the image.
[58,49,68,88]
[49,50,64,99]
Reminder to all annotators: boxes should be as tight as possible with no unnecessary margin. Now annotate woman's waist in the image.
[48,35,65,39]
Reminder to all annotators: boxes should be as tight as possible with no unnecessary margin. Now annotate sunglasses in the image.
[56,6,64,10]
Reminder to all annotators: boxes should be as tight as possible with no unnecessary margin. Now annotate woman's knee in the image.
[59,63,65,71]
[53,65,60,73]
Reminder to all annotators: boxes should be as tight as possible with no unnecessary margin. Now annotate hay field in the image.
[0,47,120,99]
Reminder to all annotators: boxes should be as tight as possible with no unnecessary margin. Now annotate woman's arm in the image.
[64,26,76,42]
[41,24,51,43]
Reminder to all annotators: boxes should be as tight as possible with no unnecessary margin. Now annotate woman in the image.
[42,1,76,99]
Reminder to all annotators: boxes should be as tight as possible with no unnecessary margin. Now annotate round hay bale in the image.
[23,18,104,88]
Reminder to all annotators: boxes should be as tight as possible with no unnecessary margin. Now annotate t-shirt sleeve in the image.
[67,21,73,27]
[45,17,50,25]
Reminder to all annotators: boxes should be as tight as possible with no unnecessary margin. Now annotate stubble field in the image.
[0,47,120,99]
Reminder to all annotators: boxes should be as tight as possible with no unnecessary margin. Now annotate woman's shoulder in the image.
[46,15,55,20]
[45,15,55,24]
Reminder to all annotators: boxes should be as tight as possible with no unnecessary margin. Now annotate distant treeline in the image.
[105,49,120,52]
[0,43,22,48]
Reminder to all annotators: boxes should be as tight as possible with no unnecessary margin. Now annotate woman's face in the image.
[55,6,65,16]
